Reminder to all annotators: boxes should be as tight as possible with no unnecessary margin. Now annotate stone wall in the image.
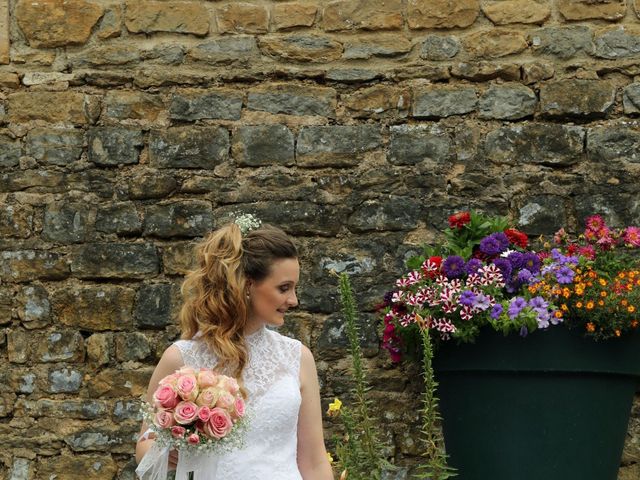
[1,0,640,478]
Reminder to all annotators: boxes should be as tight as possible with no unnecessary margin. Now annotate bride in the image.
[135,219,334,479]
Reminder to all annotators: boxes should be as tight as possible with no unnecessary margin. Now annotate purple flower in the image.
[507,251,525,270]
[473,294,491,311]
[459,290,477,306]
[508,297,527,319]
[490,303,503,319]
[517,269,533,284]
[465,258,483,275]
[519,325,529,337]
[521,252,541,274]
[480,232,510,256]
[528,296,549,310]
[442,255,465,279]
[492,258,513,281]
[555,266,575,284]
[537,309,551,329]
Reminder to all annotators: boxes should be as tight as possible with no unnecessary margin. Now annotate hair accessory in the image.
[233,213,262,235]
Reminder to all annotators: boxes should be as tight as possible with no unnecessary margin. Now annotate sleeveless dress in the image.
[172,327,303,479]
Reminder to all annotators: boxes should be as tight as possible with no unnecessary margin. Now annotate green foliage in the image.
[413,328,457,480]
[332,273,392,480]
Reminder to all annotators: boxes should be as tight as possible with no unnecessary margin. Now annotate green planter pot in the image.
[433,327,640,480]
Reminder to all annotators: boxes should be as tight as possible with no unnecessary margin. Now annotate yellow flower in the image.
[598,300,605,306]
[561,304,568,312]
[599,278,607,286]
[327,398,342,417]
[628,305,636,313]
[600,291,607,297]
[586,301,594,310]
[576,301,583,308]
[621,299,628,306]
[554,310,563,319]
[327,452,334,464]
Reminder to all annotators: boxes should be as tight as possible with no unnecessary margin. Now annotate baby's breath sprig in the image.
[232,213,262,235]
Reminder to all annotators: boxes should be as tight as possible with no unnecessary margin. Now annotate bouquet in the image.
[136,366,247,480]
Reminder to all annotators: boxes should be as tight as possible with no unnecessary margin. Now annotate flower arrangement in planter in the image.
[378,211,640,480]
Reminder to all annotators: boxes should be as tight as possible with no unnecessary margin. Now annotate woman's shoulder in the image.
[265,328,302,350]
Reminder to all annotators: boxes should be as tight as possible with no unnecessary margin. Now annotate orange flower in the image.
[586,301,595,310]
[628,305,636,313]
[631,320,639,328]
[561,304,568,312]
[554,310,563,319]
[600,291,607,297]
[621,299,628,306]
[599,278,607,286]
[576,301,583,308]
[586,322,596,332]
[615,329,621,337]
[598,300,605,306]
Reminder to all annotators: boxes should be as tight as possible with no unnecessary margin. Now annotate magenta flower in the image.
[624,226,640,247]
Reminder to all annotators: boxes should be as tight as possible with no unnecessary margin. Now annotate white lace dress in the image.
[172,327,303,479]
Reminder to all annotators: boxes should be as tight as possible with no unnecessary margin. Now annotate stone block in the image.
[388,125,452,165]
[113,400,143,421]
[216,2,269,34]
[420,35,460,60]
[18,399,108,419]
[451,62,520,81]
[296,125,382,167]
[0,170,65,193]
[0,287,14,326]
[127,171,178,200]
[342,85,411,119]
[42,201,93,244]
[343,35,412,59]
[46,367,83,393]
[88,127,144,167]
[70,243,159,279]
[8,91,89,124]
[259,35,343,62]
[95,202,142,236]
[321,0,403,31]
[97,5,122,39]
[623,83,640,114]
[412,86,477,118]
[149,127,230,169]
[530,26,594,59]
[0,0,8,64]
[115,332,151,361]
[37,454,118,479]
[408,0,479,29]
[325,69,379,82]
[143,201,213,238]
[87,367,152,398]
[52,284,136,331]
[0,71,18,88]
[247,84,336,117]
[15,0,103,48]
[0,134,21,168]
[478,83,537,120]
[86,333,112,366]
[558,0,626,21]
[26,128,84,166]
[34,331,85,363]
[348,196,423,232]
[64,424,137,454]
[463,29,528,58]
[233,125,295,166]
[161,242,197,275]
[7,329,28,363]
[69,43,140,68]
[134,283,176,329]
[272,3,317,30]
[0,250,69,282]
[594,27,640,59]
[169,89,243,121]
[17,285,50,329]
[540,79,616,118]
[188,36,258,65]
[0,202,33,238]
[518,195,567,235]
[125,0,209,35]
[104,91,165,122]
[522,62,555,84]
[317,312,379,357]
[485,124,585,165]
[587,126,640,163]
[482,0,551,25]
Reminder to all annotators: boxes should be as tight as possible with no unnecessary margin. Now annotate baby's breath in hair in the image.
[233,213,262,235]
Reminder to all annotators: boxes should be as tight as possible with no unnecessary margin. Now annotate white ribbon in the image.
[136,442,220,480]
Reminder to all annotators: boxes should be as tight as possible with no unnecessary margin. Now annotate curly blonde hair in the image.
[179,223,297,391]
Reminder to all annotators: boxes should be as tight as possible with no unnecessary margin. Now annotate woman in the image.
[136,221,334,479]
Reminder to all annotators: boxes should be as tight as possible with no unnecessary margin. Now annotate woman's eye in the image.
[279,286,289,293]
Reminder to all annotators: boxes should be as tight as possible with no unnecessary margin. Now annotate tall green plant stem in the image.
[338,273,384,471]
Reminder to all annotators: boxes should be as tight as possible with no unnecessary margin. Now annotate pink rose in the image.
[177,366,196,376]
[174,401,198,425]
[154,385,179,409]
[171,425,186,438]
[154,410,175,429]
[216,392,235,410]
[204,407,233,439]
[196,387,221,407]
[159,373,179,387]
[197,369,218,388]
[197,406,212,422]
[176,374,199,401]
[223,377,240,395]
[187,433,200,445]
[233,398,245,419]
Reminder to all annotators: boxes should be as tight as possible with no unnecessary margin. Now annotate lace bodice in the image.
[173,327,303,479]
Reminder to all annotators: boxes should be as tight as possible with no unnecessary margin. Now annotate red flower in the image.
[504,228,528,248]
[448,211,471,229]
[422,256,443,279]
